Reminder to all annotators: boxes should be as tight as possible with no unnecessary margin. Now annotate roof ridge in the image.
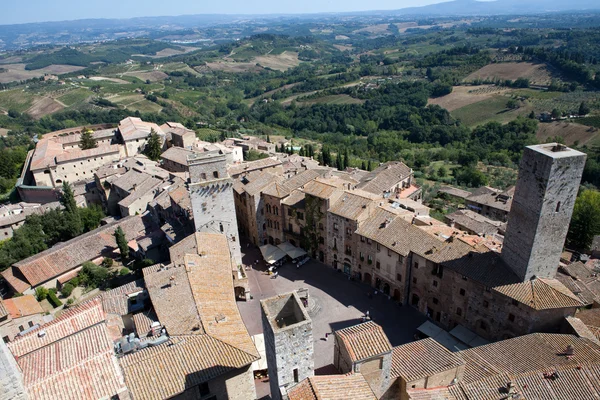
[206,332,261,361]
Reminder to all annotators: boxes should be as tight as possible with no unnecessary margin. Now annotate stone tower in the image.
[261,292,314,400]
[502,143,586,281]
[188,150,242,265]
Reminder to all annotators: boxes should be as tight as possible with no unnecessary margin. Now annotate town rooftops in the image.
[3,295,44,319]
[7,299,127,400]
[2,215,148,293]
[160,146,196,166]
[234,170,282,197]
[100,279,145,316]
[0,298,8,319]
[493,278,583,310]
[329,190,379,220]
[445,209,505,236]
[356,161,412,195]
[118,117,165,141]
[390,338,464,382]
[287,373,377,400]
[55,144,120,164]
[228,157,282,177]
[121,233,258,400]
[335,321,392,363]
[302,178,345,200]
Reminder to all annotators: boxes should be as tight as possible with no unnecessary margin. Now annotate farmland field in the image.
[451,95,531,127]
[0,90,34,112]
[536,121,600,146]
[428,85,509,112]
[254,52,301,71]
[26,97,64,119]
[298,94,364,106]
[0,63,86,83]
[464,62,553,86]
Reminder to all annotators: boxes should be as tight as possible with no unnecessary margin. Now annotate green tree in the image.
[78,204,105,232]
[144,129,162,161]
[60,181,78,214]
[336,152,344,171]
[79,129,97,150]
[567,190,600,250]
[343,148,350,170]
[551,108,561,119]
[579,101,591,116]
[437,165,448,178]
[114,227,129,261]
[506,99,519,110]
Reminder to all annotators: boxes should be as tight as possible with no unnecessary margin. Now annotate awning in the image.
[449,325,490,348]
[417,321,443,337]
[277,241,307,259]
[259,244,287,265]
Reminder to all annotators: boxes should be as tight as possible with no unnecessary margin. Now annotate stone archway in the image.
[364,273,372,285]
[234,287,246,301]
[393,288,401,302]
[375,278,382,290]
[383,283,390,296]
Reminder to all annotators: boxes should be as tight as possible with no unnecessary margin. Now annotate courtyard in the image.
[237,243,427,398]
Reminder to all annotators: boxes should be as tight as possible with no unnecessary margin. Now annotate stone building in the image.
[233,170,282,246]
[159,121,196,149]
[327,190,380,274]
[356,161,420,201]
[334,321,393,398]
[261,292,314,400]
[117,117,166,157]
[0,296,46,343]
[160,146,196,173]
[288,374,377,400]
[188,150,242,265]
[502,143,586,281]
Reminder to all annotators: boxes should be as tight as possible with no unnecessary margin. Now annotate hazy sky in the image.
[2,0,448,25]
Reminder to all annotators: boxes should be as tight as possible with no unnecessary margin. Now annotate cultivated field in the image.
[0,64,86,83]
[464,62,552,86]
[88,76,130,84]
[451,95,531,127]
[354,24,390,34]
[254,52,301,71]
[26,97,64,119]
[298,94,364,106]
[206,61,263,73]
[123,70,168,82]
[0,128,9,136]
[428,85,509,112]
[537,121,600,146]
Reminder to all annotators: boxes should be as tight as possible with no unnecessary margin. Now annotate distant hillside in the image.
[390,0,600,16]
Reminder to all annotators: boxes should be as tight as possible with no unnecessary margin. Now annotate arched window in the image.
[213,171,219,178]
[201,173,206,180]
[274,206,279,216]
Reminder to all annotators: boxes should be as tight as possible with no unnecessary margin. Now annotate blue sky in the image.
[2,0,447,25]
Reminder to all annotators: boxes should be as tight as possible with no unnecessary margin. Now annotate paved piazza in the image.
[238,243,427,373]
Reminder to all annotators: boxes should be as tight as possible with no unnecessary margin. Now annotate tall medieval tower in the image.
[261,292,314,400]
[188,151,242,265]
[502,143,586,281]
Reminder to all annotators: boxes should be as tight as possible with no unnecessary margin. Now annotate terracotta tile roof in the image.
[3,295,44,318]
[407,387,458,400]
[438,186,472,200]
[117,176,162,208]
[391,338,464,382]
[160,146,195,165]
[288,373,377,400]
[118,117,165,141]
[111,169,153,193]
[445,209,504,236]
[18,323,126,400]
[228,157,282,177]
[335,321,392,362]
[8,299,105,358]
[575,309,600,329]
[559,261,593,280]
[143,263,204,335]
[282,189,306,207]
[55,144,120,164]
[565,317,600,345]
[234,170,282,197]
[0,298,8,319]
[283,169,325,192]
[465,186,512,212]
[119,334,256,400]
[493,278,583,310]
[356,208,444,257]
[302,178,344,200]
[329,190,379,220]
[262,181,292,198]
[100,279,145,316]
[357,161,412,195]
[169,184,191,211]
[458,333,600,385]
[187,233,258,357]
[3,215,147,291]
[30,137,64,170]
[168,234,197,265]
[132,308,158,337]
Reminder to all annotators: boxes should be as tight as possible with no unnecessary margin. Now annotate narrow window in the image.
[293,368,299,383]
[213,171,219,178]
[220,223,224,233]
[556,201,561,213]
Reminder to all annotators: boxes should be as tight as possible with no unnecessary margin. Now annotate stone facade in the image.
[261,292,314,400]
[502,144,586,281]
[188,151,242,265]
